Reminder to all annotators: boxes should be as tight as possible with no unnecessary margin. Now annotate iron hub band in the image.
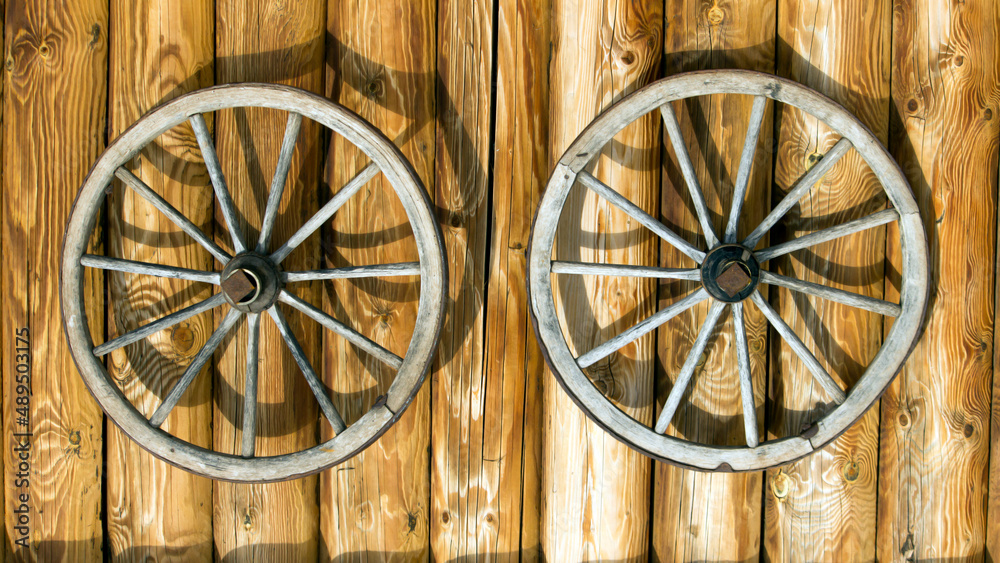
[221,252,283,313]
[700,244,761,303]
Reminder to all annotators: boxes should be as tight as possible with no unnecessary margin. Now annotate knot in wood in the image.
[805,151,824,171]
[771,471,789,500]
[170,325,196,354]
[365,78,384,99]
[842,461,859,482]
[707,6,725,25]
[897,411,910,428]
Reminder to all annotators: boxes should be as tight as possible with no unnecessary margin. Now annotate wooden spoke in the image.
[115,167,232,264]
[94,292,228,357]
[270,161,379,263]
[551,260,700,281]
[760,271,901,317]
[754,208,899,263]
[731,303,759,447]
[190,113,248,253]
[149,307,242,428]
[744,137,853,249]
[577,171,705,263]
[241,313,261,457]
[654,300,727,434]
[278,290,403,370]
[725,96,767,243]
[282,262,421,282]
[660,102,720,248]
[268,306,347,434]
[257,112,303,253]
[578,288,710,369]
[81,254,220,285]
[749,291,846,404]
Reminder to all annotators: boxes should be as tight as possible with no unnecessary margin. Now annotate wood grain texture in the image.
[429,0,494,559]
[878,0,1000,560]
[479,0,549,558]
[653,0,775,561]
[543,0,660,559]
[2,0,107,560]
[994,175,1000,559]
[105,1,214,560]
[653,1,774,560]
[764,1,891,561]
[213,1,325,560]
[0,1,4,559]
[991,168,1000,561]
[321,0,436,559]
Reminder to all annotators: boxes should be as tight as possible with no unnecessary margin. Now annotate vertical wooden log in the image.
[764,1,891,561]
[105,2,214,560]
[480,0,549,558]
[321,0,435,558]
[213,2,325,560]
[653,1,774,560]
[2,0,107,561]
[993,205,1000,560]
[542,0,661,559]
[878,0,999,559]
[991,188,1000,560]
[0,2,5,559]
[0,1,5,561]
[429,0,494,559]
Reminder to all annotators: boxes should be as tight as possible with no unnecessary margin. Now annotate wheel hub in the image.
[700,244,760,303]
[221,252,283,313]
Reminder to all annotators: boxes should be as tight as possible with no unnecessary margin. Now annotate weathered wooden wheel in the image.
[61,84,446,482]
[528,70,929,471]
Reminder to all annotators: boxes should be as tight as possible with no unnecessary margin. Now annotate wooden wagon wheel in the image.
[61,84,446,482]
[528,70,929,472]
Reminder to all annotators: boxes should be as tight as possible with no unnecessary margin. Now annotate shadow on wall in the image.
[105,25,938,480]
[107,30,493,434]
[554,38,937,451]
[9,539,994,562]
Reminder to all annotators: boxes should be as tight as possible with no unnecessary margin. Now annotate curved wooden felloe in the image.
[61,83,447,482]
[528,70,929,472]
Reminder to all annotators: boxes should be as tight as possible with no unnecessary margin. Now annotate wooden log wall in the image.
[0,1,997,561]
[106,1,214,560]
[654,1,774,559]
[765,1,891,560]
[543,1,660,560]
[323,0,435,558]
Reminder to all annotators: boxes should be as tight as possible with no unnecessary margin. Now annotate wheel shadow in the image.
[103,29,502,437]
[551,39,937,451]
[103,34,940,454]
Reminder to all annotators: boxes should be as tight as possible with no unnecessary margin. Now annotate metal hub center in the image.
[220,252,283,313]
[700,244,760,303]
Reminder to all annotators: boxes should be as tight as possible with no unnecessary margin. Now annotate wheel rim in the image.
[61,83,446,482]
[528,70,929,472]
